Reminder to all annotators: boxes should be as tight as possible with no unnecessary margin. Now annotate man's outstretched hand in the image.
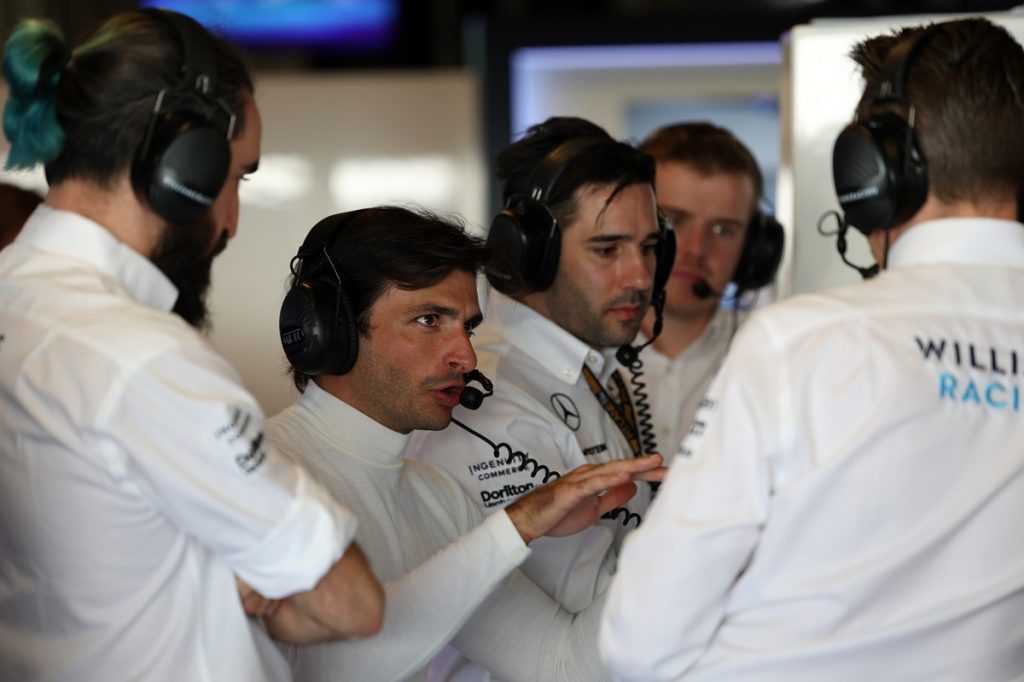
[505,454,665,544]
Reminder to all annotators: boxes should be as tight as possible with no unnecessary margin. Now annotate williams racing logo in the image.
[214,406,267,474]
[480,482,534,508]
[917,335,1022,412]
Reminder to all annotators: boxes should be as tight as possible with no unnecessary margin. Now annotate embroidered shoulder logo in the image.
[550,393,581,431]
[214,406,267,474]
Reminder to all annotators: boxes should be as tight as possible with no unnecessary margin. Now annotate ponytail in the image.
[2,19,69,170]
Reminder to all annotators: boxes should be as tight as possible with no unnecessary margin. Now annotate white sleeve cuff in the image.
[229,467,358,599]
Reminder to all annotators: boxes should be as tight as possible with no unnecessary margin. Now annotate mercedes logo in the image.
[550,393,581,431]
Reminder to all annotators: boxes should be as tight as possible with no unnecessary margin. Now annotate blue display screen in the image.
[139,0,399,51]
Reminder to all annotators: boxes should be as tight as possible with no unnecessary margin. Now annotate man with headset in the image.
[269,206,664,680]
[414,116,669,616]
[600,17,1024,680]
[0,10,382,681]
[636,122,783,453]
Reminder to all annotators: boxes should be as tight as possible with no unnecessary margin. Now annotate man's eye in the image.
[710,224,738,239]
[416,314,438,327]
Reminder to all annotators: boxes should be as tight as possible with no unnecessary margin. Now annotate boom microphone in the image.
[818,210,879,279]
[459,370,494,410]
[836,217,880,279]
[616,288,666,366]
[691,280,722,300]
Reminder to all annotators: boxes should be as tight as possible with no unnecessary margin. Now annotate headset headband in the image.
[522,137,605,205]
[293,210,367,276]
[876,25,941,104]
[142,9,217,94]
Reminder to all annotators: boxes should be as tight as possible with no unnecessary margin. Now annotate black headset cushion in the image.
[653,224,676,294]
[133,110,231,224]
[487,196,561,292]
[832,113,927,236]
[734,212,784,291]
[279,278,358,377]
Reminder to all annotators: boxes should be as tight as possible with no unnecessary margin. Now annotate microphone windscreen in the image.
[459,387,484,410]
[692,280,717,299]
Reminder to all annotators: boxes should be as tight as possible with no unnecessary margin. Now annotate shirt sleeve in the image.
[288,508,530,681]
[100,339,357,599]
[450,567,611,681]
[599,314,786,681]
[414,393,616,613]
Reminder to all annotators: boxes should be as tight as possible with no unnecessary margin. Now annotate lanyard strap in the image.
[581,365,643,458]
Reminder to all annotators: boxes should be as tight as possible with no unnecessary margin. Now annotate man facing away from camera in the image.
[601,17,1024,681]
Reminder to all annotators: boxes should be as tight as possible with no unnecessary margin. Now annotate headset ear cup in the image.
[279,279,359,377]
[486,197,561,292]
[832,114,927,235]
[132,109,231,224]
[653,225,676,293]
[733,213,784,292]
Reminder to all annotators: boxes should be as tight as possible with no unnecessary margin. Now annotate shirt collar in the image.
[486,290,610,385]
[296,379,411,468]
[18,204,178,312]
[887,217,1024,270]
[636,305,735,363]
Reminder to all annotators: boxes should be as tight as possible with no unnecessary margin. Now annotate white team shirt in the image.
[600,217,1024,681]
[638,306,743,456]
[0,206,358,681]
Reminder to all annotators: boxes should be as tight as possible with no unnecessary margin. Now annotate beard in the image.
[150,213,227,331]
[546,276,650,350]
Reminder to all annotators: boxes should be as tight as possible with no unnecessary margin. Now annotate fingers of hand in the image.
[632,466,668,483]
[568,454,662,482]
[243,591,281,618]
[594,481,637,516]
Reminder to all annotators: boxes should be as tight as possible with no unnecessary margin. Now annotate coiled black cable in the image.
[450,417,641,527]
[619,355,659,457]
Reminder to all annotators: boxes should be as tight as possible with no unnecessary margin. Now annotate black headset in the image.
[132,9,237,225]
[832,26,940,236]
[488,137,677,295]
[733,209,784,292]
[279,211,363,377]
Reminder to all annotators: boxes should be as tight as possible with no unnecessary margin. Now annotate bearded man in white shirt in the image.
[0,10,383,681]
[413,115,672,619]
[269,206,664,681]
[601,17,1024,681]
